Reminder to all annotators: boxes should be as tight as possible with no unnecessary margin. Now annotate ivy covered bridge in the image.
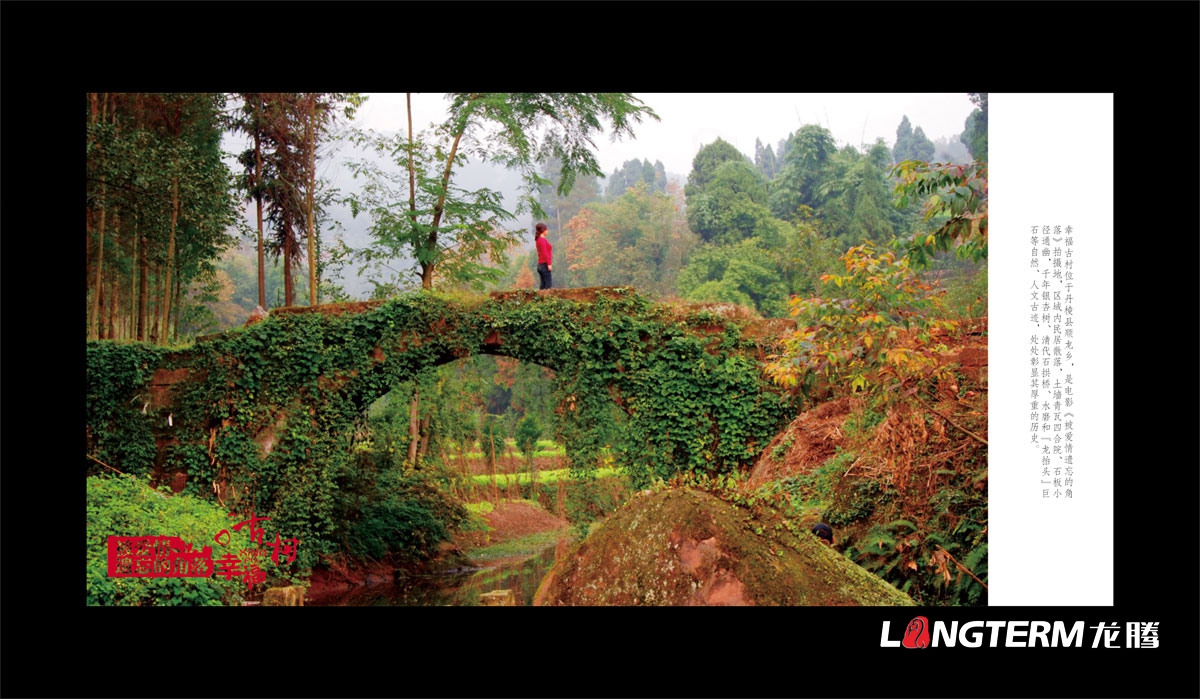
[86,287,798,568]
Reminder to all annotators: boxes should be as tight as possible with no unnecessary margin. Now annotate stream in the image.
[305,545,557,606]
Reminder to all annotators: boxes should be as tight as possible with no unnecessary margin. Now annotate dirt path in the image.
[450,500,572,561]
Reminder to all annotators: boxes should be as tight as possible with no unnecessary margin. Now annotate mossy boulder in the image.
[533,488,914,606]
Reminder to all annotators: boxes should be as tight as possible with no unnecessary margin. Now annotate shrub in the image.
[86,474,245,606]
[339,469,469,564]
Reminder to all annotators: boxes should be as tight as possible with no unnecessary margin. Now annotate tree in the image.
[684,138,748,198]
[685,158,770,245]
[765,241,956,400]
[565,182,696,297]
[300,93,363,306]
[892,115,935,163]
[768,124,837,222]
[606,158,666,198]
[257,93,308,307]
[347,93,656,469]
[231,93,272,309]
[676,238,790,317]
[932,135,971,164]
[87,93,238,344]
[818,143,900,247]
[348,93,658,292]
[961,92,988,162]
[890,159,988,265]
[754,138,778,180]
[515,413,543,483]
[535,156,604,289]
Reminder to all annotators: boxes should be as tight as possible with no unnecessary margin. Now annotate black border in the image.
[5,2,1198,698]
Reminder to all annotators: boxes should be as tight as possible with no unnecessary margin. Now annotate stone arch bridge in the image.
[86,287,797,545]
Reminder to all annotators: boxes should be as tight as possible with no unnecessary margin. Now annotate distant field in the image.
[457,438,566,460]
[466,466,624,487]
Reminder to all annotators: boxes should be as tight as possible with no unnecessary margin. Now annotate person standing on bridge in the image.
[535,222,553,290]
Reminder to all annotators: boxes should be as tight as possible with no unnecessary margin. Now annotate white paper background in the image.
[989,94,1114,605]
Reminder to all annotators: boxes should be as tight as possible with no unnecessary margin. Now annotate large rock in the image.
[533,488,914,606]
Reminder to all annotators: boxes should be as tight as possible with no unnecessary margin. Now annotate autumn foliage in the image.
[766,242,957,400]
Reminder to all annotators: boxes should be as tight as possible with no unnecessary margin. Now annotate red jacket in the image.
[536,236,552,265]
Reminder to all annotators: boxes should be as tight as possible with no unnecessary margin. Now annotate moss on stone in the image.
[534,488,914,606]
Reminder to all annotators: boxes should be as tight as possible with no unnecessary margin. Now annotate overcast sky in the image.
[349,92,978,178]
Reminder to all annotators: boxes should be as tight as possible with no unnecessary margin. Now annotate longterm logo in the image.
[881,617,1088,648]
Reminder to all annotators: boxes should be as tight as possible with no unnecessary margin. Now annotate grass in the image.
[466,528,570,562]
[465,466,624,488]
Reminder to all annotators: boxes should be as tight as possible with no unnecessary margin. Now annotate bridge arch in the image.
[86,287,796,568]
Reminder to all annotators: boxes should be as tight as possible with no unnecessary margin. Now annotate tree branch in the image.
[913,393,988,446]
[935,544,988,590]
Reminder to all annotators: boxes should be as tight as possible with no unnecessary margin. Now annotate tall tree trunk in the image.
[160,177,180,345]
[96,283,106,340]
[90,201,106,339]
[306,93,318,306]
[255,127,266,309]
[406,386,421,468]
[404,94,426,464]
[129,213,138,341]
[110,210,123,339]
[283,220,294,306]
[107,273,118,340]
[88,91,107,341]
[423,93,477,290]
[137,231,149,342]
[418,417,432,459]
[150,263,162,344]
[489,430,498,503]
[173,273,182,342]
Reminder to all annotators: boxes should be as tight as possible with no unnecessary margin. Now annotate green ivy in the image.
[86,289,796,576]
[86,342,164,477]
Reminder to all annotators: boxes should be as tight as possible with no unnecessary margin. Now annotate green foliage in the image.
[769,125,837,221]
[466,466,623,488]
[86,342,165,477]
[843,405,886,438]
[685,158,770,245]
[338,468,469,564]
[478,414,505,466]
[87,288,795,574]
[754,138,779,180]
[684,138,750,197]
[847,503,987,606]
[515,413,542,462]
[87,93,240,344]
[564,182,697,298]
[677,238,790,317]
[892,116,936,164]
[563,475,626,538]
[961,93,988,163]
[824,472,884,527]
[831,389,989,605]
[766,241,957,399]
[818,146,902,248]
[606,158,667,198]
[86,474,245,605]
[770,436,794,461]
[941,262,988,320]
[890,159,988,266]
[346,93,658,291]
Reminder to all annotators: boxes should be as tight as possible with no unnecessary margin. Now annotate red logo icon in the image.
[902,616,930,648]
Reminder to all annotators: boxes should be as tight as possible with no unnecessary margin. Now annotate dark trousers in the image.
[537,263,552,289]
